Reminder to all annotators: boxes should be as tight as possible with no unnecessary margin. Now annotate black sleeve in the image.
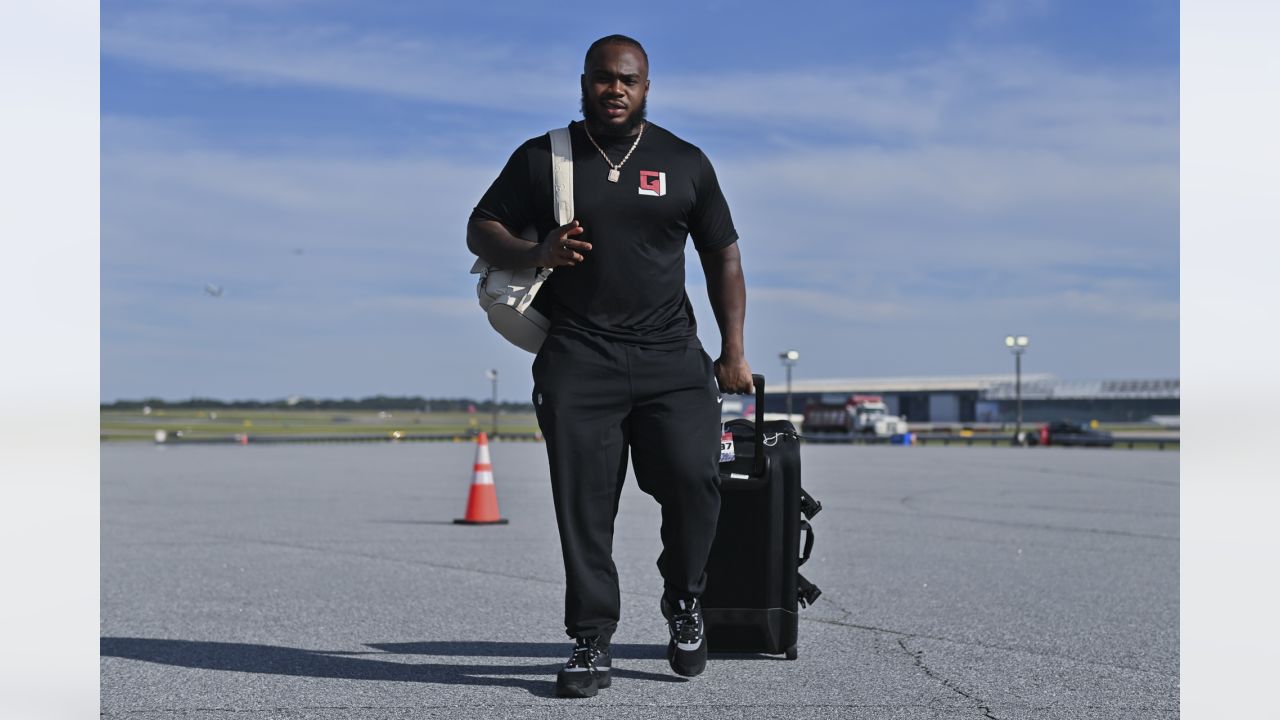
[689,150,739,252]
[470,140,536,231]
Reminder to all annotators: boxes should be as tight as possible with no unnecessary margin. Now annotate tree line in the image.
[101,395,536,412]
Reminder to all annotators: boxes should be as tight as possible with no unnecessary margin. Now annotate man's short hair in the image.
[584,34,649,70]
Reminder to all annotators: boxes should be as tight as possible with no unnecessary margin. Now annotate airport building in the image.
[761,375,1179,425]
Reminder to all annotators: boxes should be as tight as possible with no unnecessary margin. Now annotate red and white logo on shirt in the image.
[638,170,667,197]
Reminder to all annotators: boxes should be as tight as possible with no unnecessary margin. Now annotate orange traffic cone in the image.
[454,432,508,525]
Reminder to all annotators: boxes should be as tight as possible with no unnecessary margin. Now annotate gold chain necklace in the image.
[582,121,645,183]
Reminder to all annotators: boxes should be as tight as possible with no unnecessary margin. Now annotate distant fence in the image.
[900,433,1176,450]
[801,432,1179,450]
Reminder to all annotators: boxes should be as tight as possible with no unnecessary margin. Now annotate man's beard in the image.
[580,91,647,135]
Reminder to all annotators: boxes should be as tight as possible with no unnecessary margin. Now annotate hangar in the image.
[761,375,1179,425]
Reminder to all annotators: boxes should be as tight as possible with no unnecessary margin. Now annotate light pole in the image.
[485,369,499,437]
[779,349,800,419]
[1003,335,1029,442]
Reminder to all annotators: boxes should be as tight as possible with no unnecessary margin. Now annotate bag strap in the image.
[800,488,823,520]
[549,126,574,225]
[472,127,573,278]
[798,519,815,567]
[797,572,822,608]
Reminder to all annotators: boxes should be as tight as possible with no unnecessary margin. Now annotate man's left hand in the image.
[714,355,754,395]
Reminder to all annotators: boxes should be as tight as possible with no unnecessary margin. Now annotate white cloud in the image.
[101,9,1174,155]
[972,0,1054,28]
[102,117,494,282]
[102,10,577,111]
[99,9,1178,398]
[748,287,917,321]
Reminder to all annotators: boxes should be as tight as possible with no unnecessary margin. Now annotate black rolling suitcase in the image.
[703,374,823,660]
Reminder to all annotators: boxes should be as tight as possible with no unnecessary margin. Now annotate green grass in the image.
[100,409,541,441]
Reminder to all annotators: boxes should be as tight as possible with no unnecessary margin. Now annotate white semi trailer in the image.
[803,394,909,438]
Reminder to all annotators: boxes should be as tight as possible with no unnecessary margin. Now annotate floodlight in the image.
[1002,334,1031,442]
[779,349,800,418]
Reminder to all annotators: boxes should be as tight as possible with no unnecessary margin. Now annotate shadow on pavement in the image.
[100,637,683,698]
[367,519,461,526]
[366,641,786,662]
[366,640,667,660]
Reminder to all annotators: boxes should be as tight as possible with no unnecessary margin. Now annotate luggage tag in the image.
[720,425,735,463]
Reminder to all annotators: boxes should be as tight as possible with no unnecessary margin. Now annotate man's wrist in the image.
[526,240,546,268]
[718,343,745,361]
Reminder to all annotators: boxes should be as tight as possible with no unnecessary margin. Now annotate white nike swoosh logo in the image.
[677,638,704,651]
[716,397,724,404]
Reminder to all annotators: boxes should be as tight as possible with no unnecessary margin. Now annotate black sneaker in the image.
[661,596,707,677]
[554,636,612,698]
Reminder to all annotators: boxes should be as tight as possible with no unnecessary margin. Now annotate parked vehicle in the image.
[1024,421,1114,447]
[803,395,908,438]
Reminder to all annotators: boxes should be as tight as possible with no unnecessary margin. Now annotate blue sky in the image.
[101,0,1178,402]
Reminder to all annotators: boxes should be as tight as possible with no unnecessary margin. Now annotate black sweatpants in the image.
[532,331,722,641]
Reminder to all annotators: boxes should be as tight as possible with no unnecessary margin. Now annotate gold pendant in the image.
[608,168,620,183]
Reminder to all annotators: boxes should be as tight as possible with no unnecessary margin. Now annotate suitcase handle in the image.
[750,373,765,477]
[721,374,767,478]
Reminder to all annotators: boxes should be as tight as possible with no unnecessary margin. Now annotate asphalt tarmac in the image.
[101,442,1178,719]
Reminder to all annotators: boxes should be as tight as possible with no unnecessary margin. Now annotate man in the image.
[466,34,752,698]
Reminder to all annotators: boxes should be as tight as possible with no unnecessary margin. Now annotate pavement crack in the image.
[815,595,855,623]
[898,495,1177,541]
[803,615,1163,675]
[898,637,1000,720]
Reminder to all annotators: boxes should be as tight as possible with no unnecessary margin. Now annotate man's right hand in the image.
[536,220,592,268]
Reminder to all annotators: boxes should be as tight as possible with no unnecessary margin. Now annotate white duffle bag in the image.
[470,126,573,354]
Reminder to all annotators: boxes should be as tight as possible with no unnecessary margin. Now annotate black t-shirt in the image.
[471,121,738,348]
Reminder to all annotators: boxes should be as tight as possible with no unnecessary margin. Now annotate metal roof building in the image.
[762,375,1179,424]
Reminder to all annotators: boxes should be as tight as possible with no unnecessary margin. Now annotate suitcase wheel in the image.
[785,647,798,660]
